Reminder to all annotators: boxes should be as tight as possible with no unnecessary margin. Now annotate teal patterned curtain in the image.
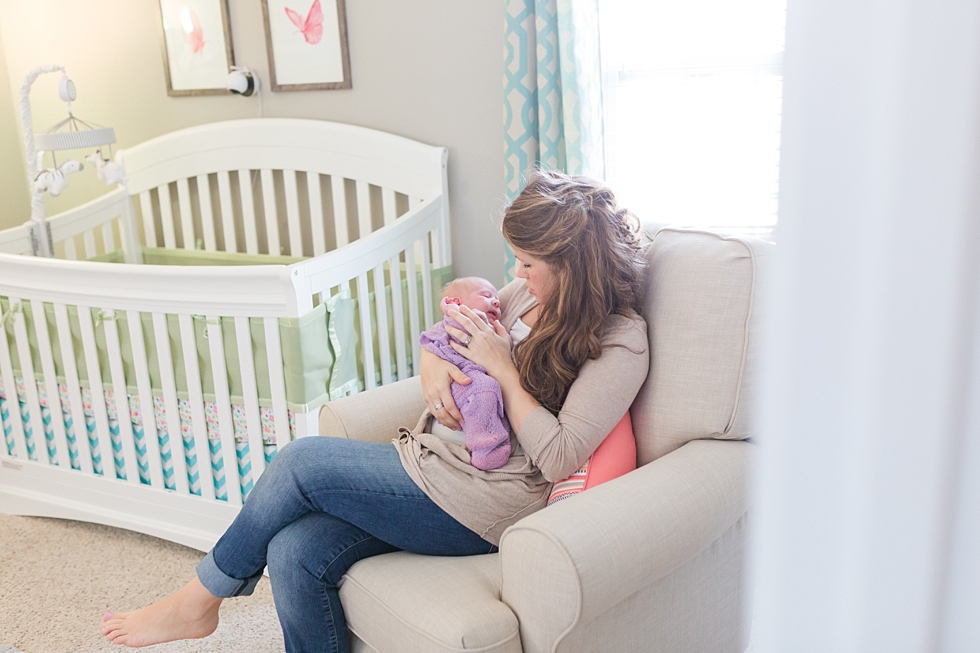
[502,0,605,279]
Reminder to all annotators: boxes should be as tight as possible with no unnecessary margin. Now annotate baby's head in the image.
[441,277,501,323]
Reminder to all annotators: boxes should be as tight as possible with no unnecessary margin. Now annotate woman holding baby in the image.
[101,170,650,653]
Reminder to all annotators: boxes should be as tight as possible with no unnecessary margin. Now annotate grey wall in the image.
[0,0,507,284]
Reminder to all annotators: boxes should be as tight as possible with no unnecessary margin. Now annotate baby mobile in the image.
[20,65,123,256]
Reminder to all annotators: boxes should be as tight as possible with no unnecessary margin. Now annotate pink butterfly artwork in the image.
[179,6,205,54]
[285,0,324,45]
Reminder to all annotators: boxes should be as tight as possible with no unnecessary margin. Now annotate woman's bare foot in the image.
[101,577,222,647]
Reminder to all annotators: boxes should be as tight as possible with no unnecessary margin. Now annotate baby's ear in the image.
[441,297,461,315]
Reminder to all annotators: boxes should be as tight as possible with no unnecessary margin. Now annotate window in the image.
[598,0,786,240]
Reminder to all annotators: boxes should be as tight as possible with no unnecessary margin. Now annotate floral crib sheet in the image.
[0,376,295,501]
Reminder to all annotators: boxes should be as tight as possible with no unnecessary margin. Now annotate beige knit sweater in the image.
[395,279,649,545]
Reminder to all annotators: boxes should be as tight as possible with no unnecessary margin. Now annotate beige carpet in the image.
[0,514,285,653]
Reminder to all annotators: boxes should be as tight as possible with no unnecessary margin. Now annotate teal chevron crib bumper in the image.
[0,263,450,505]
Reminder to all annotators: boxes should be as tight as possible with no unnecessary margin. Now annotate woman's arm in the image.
[422,279,527,429]
[481,356,540,435]
[453,310,649,482]
[516,323,648,482]
[444,304,541,428]
[419,348,471,430]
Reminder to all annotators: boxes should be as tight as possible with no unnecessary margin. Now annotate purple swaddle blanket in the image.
[419,315,511,470]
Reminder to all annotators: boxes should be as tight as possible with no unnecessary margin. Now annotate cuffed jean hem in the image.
[196,550,262,598]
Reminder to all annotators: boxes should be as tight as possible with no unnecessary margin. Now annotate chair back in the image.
[631,226,773,465]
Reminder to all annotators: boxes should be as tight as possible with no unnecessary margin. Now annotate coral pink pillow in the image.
[547,412,637,506]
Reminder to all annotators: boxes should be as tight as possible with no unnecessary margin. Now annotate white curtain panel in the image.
[752,0,980,651]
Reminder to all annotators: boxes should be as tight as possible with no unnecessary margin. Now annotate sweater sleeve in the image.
[515,315,649,482]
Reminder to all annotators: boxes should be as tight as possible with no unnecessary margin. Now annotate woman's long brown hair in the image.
[502,170,645,415]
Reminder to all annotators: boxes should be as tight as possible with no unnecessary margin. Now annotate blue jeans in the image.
[195,436,496,653]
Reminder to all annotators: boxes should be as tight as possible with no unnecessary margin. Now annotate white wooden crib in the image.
[0,118,451,550]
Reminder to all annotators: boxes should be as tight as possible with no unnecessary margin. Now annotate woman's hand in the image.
[419,348,470,429]
[446,305,515,379]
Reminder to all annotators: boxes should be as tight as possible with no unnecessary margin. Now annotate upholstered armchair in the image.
[318,226,771,653]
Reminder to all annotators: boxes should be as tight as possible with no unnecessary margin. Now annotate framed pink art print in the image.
[262,0,352,91]
[158,0,235,96]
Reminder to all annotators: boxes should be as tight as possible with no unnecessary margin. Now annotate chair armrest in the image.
[499,439,751,649]
[318,376,427,443]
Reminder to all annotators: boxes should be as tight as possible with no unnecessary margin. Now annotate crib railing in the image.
[0,222,30,256]
[0,118,452,551]
[0,189,139,262]
[121,118,450,266]
[291,195,445,393]
[49,188,142,263]
[0,213,446,548]
[132,170,442,262]
[0,255,304,544]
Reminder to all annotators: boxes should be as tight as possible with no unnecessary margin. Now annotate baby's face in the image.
[457,278,501,323]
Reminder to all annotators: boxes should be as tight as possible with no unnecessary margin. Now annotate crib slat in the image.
[197,174,217,252]
[421,235,435,327]
[177,178,195,250]
[331,175,349,248]
[127,310,165,489]
[217,171,236,254]
[411,196,441,269]
[382,189,397,226]
[0,302,29,461]
[238,169,259,255]
[263,317,290,447]
[53,303,93,475]
[83,230,97,259]
[11,297,49,464]
[389,256,409,381]
[373,265,393,385]
[63,237,77,261]
[409,197,425,275]
[260,169,280,256]
[234,316,265,477]
[356,273,377,390]
[78,306,118,479]
[152,313,189,495]
[283,170,303,257]
[120,195,143,264]
[139,191,157,248]
[356,180,372,242]
[102,310,141,485]
[178,314,215,500]
[176,349,215,493]
[206,317,242,506]
[158,184,177,250]
[308,172,326,256]
[431,229,443,268]
[31,300,71,468]
[405,246,422,375]
[102,221,116,255]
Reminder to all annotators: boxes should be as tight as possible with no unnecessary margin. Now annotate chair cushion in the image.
[632,226,773,464]
[340,551,522,653]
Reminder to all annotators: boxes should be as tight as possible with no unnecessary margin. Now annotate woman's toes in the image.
[102,617,124,636]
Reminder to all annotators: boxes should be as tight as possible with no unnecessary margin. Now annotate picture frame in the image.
[262,0,352,91]
[158,0,235,96]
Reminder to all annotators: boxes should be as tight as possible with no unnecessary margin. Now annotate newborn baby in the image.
[418,277,511,470]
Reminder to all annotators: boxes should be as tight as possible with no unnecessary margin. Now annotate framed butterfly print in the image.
[158,0,236,96]
[262,0,352,91]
